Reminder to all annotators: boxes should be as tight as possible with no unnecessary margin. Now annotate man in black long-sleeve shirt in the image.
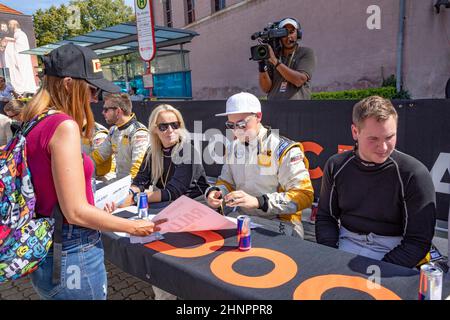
[315,96,436,268]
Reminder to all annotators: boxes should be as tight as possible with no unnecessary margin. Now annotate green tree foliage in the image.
[33,0,134,47]
[33,6,70,46]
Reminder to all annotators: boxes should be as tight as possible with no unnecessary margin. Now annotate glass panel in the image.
[103,24,137,34]
[153,71,192,98]
[84,30,129,39]
[70,35,107,43]
[150,52,189,74]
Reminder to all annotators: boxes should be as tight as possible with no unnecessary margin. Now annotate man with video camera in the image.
[257,18,316,100]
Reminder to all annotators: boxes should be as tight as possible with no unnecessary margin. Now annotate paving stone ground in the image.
[0,260,155,300]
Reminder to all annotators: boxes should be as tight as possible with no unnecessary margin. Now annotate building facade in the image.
[151,0,450,99]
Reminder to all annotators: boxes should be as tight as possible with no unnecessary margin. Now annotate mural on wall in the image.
[0,14,37,95]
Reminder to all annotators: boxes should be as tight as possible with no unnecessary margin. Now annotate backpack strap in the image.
[21,111,55,137]
[51,203,64,285]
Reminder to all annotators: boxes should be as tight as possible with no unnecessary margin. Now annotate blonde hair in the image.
[147,104,187,185]
[352,95,398,129]
[22,75,94,139]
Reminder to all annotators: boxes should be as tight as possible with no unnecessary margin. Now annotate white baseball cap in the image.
[278,18,299,30]
[215,92,261,116]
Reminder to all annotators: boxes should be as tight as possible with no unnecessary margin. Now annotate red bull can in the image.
[418,263,443,300]
[237,215,251,251]
[137,192,148,219]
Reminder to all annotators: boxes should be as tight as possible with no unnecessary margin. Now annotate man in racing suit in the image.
[205,92,313,238]
[82,121,114,178]
[92,93,150,181]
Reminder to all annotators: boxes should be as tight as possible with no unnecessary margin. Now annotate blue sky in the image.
[1,0,135,15]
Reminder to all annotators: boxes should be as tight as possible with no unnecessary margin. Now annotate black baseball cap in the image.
[43,43,121,93]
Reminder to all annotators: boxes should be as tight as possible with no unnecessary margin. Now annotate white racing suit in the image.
[92,114,150,180]
[81,122,109,155]
[206,126,314,238]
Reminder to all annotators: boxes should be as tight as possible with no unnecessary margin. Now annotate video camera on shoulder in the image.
[250,21,288,61]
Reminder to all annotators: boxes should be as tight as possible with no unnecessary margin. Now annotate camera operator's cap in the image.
[216,92,261,116]
[42,43,121,93]
[278,18,299,30]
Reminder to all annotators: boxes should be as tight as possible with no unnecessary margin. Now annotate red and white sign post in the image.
[135,0,156,97]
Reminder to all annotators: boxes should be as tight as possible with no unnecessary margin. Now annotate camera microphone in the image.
[251,32,261,40]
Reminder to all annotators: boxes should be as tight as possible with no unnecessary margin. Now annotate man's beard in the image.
[106,114,119,125]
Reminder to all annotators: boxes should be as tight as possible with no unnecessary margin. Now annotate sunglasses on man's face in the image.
[157,122,181,132]
[102,106,118,113]
[225,115,255,130]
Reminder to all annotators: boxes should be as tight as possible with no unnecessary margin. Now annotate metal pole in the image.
[124,57,129,91]
[396,0,406,93]
[180,43,186,71]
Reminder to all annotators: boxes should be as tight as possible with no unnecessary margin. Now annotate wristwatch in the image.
[275,60,282,69]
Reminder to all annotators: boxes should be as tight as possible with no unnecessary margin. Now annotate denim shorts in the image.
[30,225,107,300]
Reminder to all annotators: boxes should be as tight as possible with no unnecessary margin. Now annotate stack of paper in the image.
[151,196,236,234]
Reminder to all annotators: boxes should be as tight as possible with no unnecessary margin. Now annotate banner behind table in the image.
[89,99,450,221]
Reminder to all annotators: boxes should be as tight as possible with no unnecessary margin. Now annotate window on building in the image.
[185,0,196,24]
[212,0,226,13]
[164,0,173,27]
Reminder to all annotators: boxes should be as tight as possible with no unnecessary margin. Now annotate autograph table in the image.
[101,204,450,300]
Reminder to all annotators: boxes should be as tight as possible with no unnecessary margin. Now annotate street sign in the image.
[135,0,156,61]
[143,73,154,88]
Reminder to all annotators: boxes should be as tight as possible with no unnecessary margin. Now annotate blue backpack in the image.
[0,112,63,283]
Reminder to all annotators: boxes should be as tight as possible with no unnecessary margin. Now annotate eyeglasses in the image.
[225,115,256,130]
[157,122,181,132]
[102,106,117,113]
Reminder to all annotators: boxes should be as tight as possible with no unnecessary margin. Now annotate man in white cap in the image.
[258,17,316,100]
[205,92,314,238]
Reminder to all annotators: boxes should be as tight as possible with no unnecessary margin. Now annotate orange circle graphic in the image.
[293,274,401,300]
[144,231,224,258]
[210,248,297,288]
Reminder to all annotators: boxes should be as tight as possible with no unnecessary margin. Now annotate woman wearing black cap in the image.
[21,43,166,300]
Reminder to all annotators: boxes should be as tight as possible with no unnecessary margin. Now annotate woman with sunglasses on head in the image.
[120,104,210,207]
[21,43,166,300]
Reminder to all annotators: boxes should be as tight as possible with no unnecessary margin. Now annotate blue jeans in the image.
[30,225,107,300]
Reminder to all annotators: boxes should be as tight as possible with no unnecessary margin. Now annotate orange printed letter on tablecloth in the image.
[145,231,224,258]
[210,248,297,289]
[293,274,401,300]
